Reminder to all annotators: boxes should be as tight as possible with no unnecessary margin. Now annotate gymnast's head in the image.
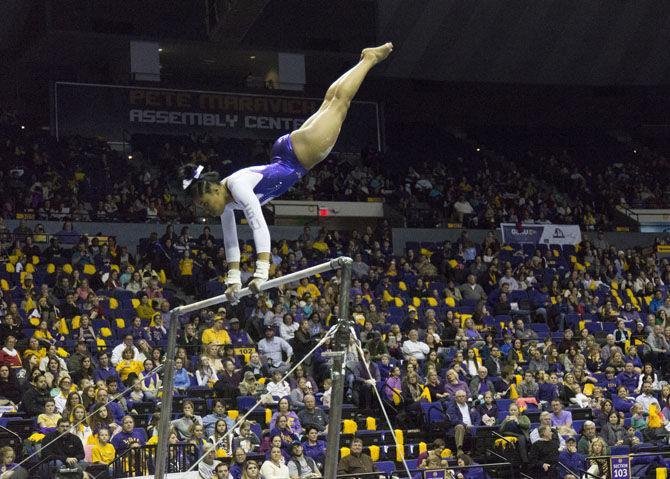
[179,163,225,215]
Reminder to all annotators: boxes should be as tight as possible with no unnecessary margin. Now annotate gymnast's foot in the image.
[360,42,393,65]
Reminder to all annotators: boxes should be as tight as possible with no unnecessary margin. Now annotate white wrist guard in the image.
[252,260,270,281]
[225,269,242,286]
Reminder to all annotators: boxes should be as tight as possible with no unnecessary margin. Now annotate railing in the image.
[110,443,198,478]
[334,460,515,479]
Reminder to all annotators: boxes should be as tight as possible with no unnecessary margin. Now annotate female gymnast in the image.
[180,43,393,300]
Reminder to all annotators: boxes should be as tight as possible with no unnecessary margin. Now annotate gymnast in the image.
[180,43,393,300]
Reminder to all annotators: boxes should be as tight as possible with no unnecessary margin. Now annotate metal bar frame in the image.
[154,256,353,479]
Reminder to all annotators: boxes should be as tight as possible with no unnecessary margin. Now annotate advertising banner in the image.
[53,82,380,152]
[500,223,582,245]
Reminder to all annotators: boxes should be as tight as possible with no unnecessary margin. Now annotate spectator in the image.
[260,446,290,479]
[337,438,376,475]
[40,418,88,478]
[258,326,293,373]
[528,425,560,478]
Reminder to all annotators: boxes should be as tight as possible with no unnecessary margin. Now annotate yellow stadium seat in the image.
[58,318,69,335]
[412,297,421,307]
[57,347,70,358]
[25,263,35,273]
[570,255,577,263]
[63,264,73,274]
[32,255,39,265]
[83,264,96,275]
[494,437,518,449]
[419,442,427,455]
[131,298,140,308]
[365,417,377,430]
[265,408,272,425]
[72,316,81,329]
[427,297,438,307]
[398,281,407,291]
[0,279,8,291]
[368,445,380,461]
[340,447,350,458]
[394,297,404,307]
[8,255,17,265]
[96,338,106,349]
[448,259,458,268]
[583,383,595,396]
[5,264,14,273]
[382,290,393,302]
[47,263,55,274]
[441,449,452,458]
[445,297,456,307]
[100,327,112,338]
[109,298,119,310]
[159,269,167,284]
[342,419,358,435]
[115,318,125,329]
[228,410,239,421]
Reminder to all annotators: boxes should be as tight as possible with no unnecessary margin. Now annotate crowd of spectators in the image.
[1,212,670,478]
[1,117,667,231]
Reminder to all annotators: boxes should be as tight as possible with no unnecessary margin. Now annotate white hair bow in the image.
[182,165,205,190]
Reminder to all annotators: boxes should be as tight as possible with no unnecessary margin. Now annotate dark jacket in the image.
[337,452,376,475]
[41,430,85,462]
[529,437,560,474]
[0,374,22,403]
[446,400,482,427]
[20,385,51,416]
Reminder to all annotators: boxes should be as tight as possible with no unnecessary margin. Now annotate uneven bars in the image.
[172,256,353,315]
[154,255,352,479]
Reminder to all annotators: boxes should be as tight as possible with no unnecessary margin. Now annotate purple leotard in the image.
[244,134,308,205]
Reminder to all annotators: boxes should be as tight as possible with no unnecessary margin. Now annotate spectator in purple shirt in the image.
[93,351,121,387]
[227,318,252,345]
[443,369,470,399]
[615,363,639,394]
[550,399,575,436]
[111,415,146,455]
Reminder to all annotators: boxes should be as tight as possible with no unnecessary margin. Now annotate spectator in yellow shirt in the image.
[91,427,116,465]
[115,347,143,384]
[135,294,156,321]
[202,317,231,346]
[296,278,320,299]
[179,250,194,276]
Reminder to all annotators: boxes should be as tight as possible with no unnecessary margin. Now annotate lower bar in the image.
[174,257,351,315]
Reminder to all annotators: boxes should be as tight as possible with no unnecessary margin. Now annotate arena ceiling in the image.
[375,0,670,85]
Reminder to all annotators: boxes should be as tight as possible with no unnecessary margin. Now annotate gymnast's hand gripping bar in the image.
[171,256,353,315]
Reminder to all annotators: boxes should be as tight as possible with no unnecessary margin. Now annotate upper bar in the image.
[173,256,353,315]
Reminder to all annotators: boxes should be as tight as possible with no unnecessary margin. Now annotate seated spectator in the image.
[232,420,261,453]
[528,425,560,478]
[337,438,376,476]
[196,355,219,388]
[500,402,531,464]
[0,336,21,368]
[171,400,203,441]
[111,334,141,366]
[530,411,566,451]
[447,389,481,454]
[203,400,235,436]
[40,418,88,478]
[239,371,263,397]
[287,441,321,479]
[138,358,161,400]
[586,437,610,479]
[635,381,660,413]
[37,398,61,431]
[601,411,625,446]
[202,317,232,346]
[261,446,290,479]
[550,399,575,436]
[0,364,21,405]
[115,347,143,385]
[444,369,470,399]
[228,317,252,346]
[258,326,293,373]
[401,329,429,361]
[173,357,193,392]
[20,373,50,417]
[297,394,327,433]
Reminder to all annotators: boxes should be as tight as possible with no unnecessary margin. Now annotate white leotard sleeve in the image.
[221,206,240,263]
[224,172,271,257]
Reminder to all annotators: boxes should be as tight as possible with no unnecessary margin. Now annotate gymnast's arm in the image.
[225,175,272,292]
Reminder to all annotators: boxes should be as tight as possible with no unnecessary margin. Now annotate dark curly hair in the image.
[178,163,220,200]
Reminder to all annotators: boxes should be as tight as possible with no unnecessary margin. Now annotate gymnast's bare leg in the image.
[290,42,393,170]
